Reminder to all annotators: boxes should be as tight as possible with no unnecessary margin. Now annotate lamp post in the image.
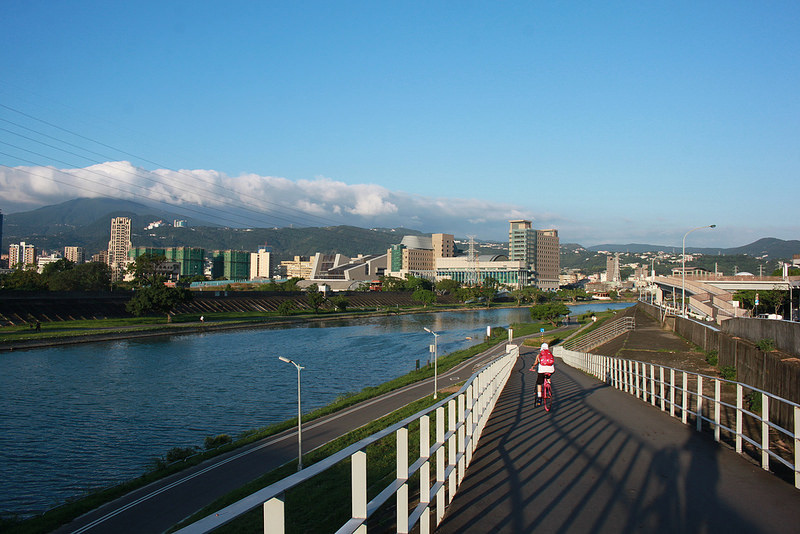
[423,327,439,399]
[682,224,716,317]
[278,356,304,471]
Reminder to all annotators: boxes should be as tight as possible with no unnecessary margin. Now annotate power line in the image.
[0,103,348,229]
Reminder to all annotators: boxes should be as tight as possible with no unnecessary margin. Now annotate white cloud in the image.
[0,162,540,240]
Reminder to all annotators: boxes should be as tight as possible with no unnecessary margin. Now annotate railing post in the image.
[736,384,743,453]
[396,427,409,533]
[263,493,285,534]
[762,394,770,471]
[466,384,475,466]
[650,364,656,406]
[682,372,688,425]
[436,406,446,525]
[659,366,665,412]
[458,394,466,483]
[634,361,640,398]
[352,449,367,534]
[696,375,704,432]
[714,379,721,442]
[795,406,800,489]
[448,399,456,502]
[670,368,675,417]
[419,415,430,534]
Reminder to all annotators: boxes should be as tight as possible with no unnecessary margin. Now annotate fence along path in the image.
[435,345,800,533]
[557,346,800,488]
[175,345,519,533]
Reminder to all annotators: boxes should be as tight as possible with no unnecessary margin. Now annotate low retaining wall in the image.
[637,301,800,428]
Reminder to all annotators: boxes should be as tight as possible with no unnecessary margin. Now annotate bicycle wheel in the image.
[544,381,552,412]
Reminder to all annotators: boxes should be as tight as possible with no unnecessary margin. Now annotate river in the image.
[0,302,631,517]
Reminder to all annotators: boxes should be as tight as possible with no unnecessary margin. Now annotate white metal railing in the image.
[555,346,800,489]
[562,316,635,353]
[175,344,520,534]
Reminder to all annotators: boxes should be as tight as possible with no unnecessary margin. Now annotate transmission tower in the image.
[466,235,479,286]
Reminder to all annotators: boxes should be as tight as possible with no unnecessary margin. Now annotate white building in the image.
[250,247,272,280]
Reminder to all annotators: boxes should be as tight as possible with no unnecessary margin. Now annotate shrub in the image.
[277,301,295,316]
[705,350,719,366]
[746,390,763,413]
[165,446,197,463]
[204,434,232,450]
[756,339,775,352]
[720,366,737,381]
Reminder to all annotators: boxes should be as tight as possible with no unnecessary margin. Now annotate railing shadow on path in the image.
[435,345,799,534]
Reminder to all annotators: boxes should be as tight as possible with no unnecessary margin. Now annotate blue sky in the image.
[1,2,798,247]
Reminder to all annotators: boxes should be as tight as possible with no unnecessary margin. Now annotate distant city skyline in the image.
[1,3,798,248]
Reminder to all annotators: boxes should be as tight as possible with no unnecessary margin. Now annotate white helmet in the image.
[541,343,549,350]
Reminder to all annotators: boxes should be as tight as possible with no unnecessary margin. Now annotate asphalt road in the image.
[54,334,519,534]
[436,345,800,533]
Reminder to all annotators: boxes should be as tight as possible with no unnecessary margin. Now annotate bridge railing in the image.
[175,344,520,534]
[556,346,800,489]
[562,315,635,353]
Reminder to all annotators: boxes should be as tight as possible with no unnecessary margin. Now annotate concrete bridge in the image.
[652,274,800,321]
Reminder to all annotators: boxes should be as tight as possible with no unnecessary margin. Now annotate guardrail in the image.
[176,344,520,534]
[555,346,800,489]
[562,315,635,353]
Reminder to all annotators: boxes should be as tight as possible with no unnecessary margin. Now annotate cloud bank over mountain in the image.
[0,162,544,240]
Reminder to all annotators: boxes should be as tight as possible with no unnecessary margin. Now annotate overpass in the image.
[651,275,800,321]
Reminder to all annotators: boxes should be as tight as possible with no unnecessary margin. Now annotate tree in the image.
[0,265,48,291]
[412,288,436,307]
[330,295,349,312]
[48,262,112,292]
[380,275,406,292]
[405,275,434,292]
[277,300,295,316]
[478,277,500,307]
[128,253,169,288]
[42,258,74,278]
[126,285,192,320]
[435,278,460,295]
[305,283,326,313]
[530,302,570,327]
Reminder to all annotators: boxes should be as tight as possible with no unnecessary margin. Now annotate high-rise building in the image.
[508,220,536,266]
[166,247,205,277]
[108,217,132,281]
[279,256,313,279]
[606,253,621,283]
[64,246,85,264]
[431,233,455,258]
[129,246,205,278]
[508,220,560,290]
[9,241,36,268]
[211,250,250,280]
[0,209,4,263]
[250,247,272,280]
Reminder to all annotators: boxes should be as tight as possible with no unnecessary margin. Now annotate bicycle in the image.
[542,373,553,412]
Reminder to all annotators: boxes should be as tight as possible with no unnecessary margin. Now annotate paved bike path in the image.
[54,337,518,534]
[436,345,800,533]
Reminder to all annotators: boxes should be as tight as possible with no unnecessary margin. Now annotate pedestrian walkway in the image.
[436,344,800,533]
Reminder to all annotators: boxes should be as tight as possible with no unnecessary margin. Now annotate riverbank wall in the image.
[0,290,459,326]
[637,301,800,427]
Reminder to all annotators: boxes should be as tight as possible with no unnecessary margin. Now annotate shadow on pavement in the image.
[434,345,792,534]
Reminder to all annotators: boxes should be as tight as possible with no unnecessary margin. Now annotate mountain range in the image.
[2,198,798,262]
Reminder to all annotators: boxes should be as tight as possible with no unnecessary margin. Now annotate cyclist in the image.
[530,342,555,406]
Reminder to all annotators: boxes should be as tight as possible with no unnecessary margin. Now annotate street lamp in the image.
[423,327,439,399]
[682,224,716,317]
[278,356,304,471]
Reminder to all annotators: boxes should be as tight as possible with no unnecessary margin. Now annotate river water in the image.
[0,302,631,516]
